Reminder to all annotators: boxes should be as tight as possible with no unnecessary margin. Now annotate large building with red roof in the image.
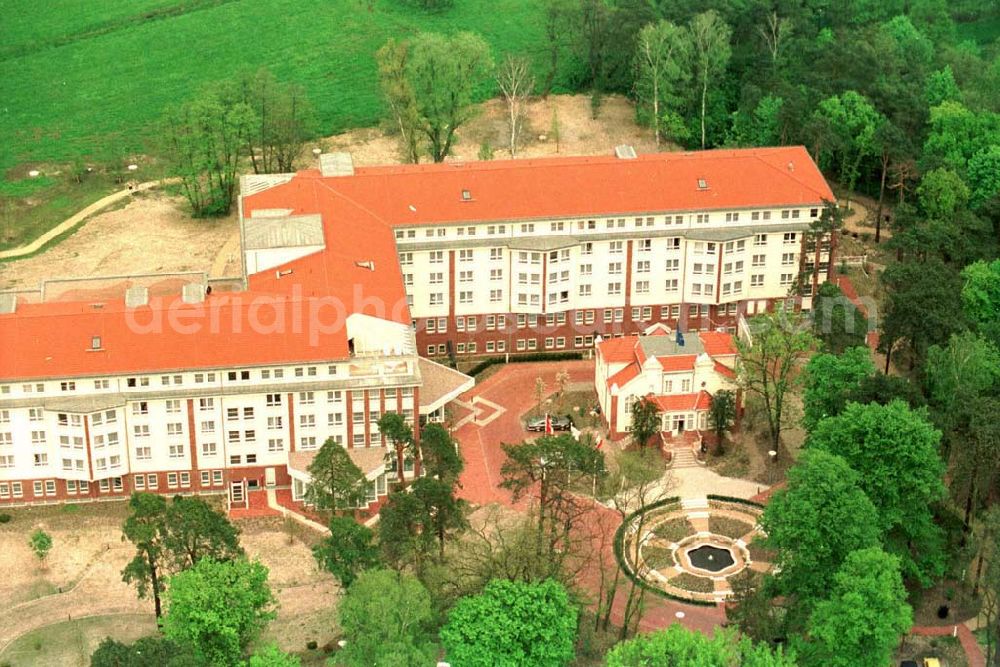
[0,145,831,508]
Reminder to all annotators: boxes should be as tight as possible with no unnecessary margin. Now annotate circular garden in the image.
[616,496,773,604]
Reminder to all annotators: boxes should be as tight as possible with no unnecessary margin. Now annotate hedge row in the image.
[706,494,766,509]
[464,351,585,377]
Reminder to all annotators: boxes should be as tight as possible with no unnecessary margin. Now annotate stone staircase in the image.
[671,447,700,469]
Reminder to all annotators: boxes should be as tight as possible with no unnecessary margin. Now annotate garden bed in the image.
[652,517,694,543]
[670,573,716,594]
[708,516,755,541]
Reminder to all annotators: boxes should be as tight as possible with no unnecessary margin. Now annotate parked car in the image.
[525,415,573,432]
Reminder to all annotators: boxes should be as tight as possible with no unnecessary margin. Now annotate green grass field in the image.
[0,0,566,176]
[0,0,568,251]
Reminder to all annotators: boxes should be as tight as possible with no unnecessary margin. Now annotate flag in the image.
[545,413,553,435]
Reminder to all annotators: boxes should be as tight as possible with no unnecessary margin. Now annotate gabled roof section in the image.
[309,146,832,227]
[597,336,638,365]
[700,331,737,357]
[651,391,713,413]
[607,362,641,390]
[658,355,698,373]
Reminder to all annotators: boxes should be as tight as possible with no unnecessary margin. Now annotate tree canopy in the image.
[802,347,876,432]
[337,569,436,667]
[606,624,796,667]
[441,578,578,667]
[807,400,946,583]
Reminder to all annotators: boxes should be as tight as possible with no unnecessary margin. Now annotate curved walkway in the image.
[0,178,180,261]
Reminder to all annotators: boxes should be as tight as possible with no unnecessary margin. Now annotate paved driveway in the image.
[451,360,727,634]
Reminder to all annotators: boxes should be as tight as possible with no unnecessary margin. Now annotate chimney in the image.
[319,152,355,177]
[355,260,376,272]
[182,283,207,304]
[0,294,15,314]
[125,286,149,308]
[614,145,637,159]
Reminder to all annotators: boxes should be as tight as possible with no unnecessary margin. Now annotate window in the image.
[725,212,740,222]
[266,393,282,407]
[780,273,794,285]
[782,252,796,265]
[134,424,150,438]
[608,262,622,275]
[202,441,217,456]
[459,249,473,262]
[169,442,185,458]
[490,247,503,261]
[147,474,158,490]
[268,438,284,452]
[199,397,214,411]
[167,423,183,436]
[429,251,444,264]
[399,252,413,265]
[60,381,76,391]
[637,239,652,252]
[201,471,210,486]
[751,274,764,287]
[581,242,593,255]
[168,473,178,488]
[31,430,46,445]
[636,280,650,294]
[165,399,181,414]
[783,232,797,244]
[636,260,650,273]
[608,282,622,296]
[754,234,767,246]
[94,379,109,390]
[300,415,316,428]
[29,408,43,422]
[609,241,623,254]
[135,445,151,460]
[752,254,766,267]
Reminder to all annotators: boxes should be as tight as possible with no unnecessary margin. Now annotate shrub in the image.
[0,513,11,524]
[306,640,318,650]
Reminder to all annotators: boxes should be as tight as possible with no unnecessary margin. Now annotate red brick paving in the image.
[228,488,282,519]
[911,624,986,667]
[453,360,726,635]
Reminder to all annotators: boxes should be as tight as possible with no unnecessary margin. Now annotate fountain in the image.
[687,545,736,572]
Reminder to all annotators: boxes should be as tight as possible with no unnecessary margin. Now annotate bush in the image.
[306,640,318,650]
[0,513,11,524]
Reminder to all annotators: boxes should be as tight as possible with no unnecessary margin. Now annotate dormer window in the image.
[461,189,472,201]
[697,178,708,190]
[91,336,102,350]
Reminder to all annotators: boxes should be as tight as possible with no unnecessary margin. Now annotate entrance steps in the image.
[671,447,700,469]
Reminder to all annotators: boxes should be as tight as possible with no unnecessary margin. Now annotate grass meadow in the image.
[0,0,569,177]
[0,0,572,250]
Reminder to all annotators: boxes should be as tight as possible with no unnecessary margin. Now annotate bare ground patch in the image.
[0,193,238,290]
[319,93,660,166]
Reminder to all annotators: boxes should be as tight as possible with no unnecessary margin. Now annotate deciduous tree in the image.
[375,38,421,163]
[811,91,885,208]
[707,389,736,453]
[337,569,436,667]
[441,578,578,667]
[760,450,882,626]
[496,55,534,157]
[801,347,875,432]
[406,32,493,162]
[161,82,255,216]
[378,411,415,484]
[807,400,947,584]
[688,10,732,148]
[236,67,314,174]
[29,528,52,565]
[161,558,277,667]
[735,309,819,450]
[607,624,796,666]
[420,422,463,483]
[803,548,912,667]
[628,395,661,449]
[634,20,689,147]
[810,281,868,353]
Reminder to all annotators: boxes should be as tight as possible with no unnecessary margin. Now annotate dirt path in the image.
[0,179,177,261]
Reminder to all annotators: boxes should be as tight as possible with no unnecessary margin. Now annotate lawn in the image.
[0,614,157,667]
[0,0,571,178]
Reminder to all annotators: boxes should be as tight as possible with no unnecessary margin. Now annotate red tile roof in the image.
[699,331,737,357]
[317,146,832,226]
[658,355,698,372]
[597,337,638,365]
[713,361,736,379]
[607,363,640,389]
[651,391,713,412]
[0,176,409,382]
